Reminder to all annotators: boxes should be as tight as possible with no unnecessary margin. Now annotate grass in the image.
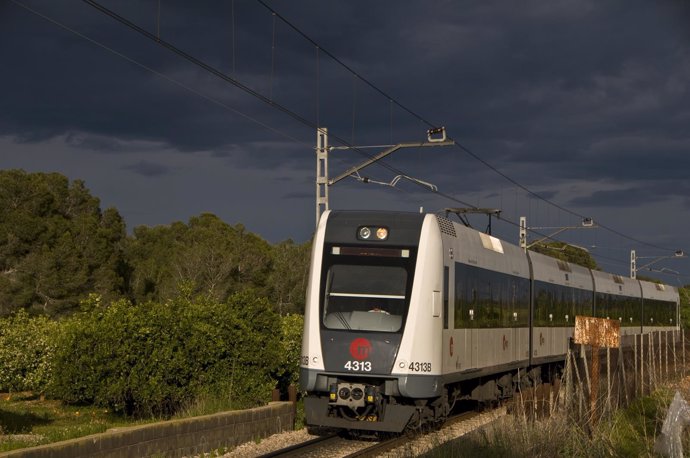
[1,391,304,453]
[0,392,152,452]
[423,384,681,457]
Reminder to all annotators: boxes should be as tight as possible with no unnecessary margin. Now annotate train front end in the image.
[300,210,444,433]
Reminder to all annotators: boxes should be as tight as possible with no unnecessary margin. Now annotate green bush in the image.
[274,314,304,394]
[0,309,59,394]
[49,291,281,417]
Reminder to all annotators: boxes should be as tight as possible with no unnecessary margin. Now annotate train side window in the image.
[454,262,529,329]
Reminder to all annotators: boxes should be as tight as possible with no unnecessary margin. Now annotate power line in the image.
[77,0,478,209]
[252,0,438,130]
[10,0,477,211]
[251,0,680,255]
[8,0,310,148]
[16,0,682,258]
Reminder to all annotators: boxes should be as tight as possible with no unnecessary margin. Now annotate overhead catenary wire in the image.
[251,0,680,255]
[8,0,475,212]
[75,0,478,209]
[7,0,474,216]
[7,0,310,148]
[14,0,681,259]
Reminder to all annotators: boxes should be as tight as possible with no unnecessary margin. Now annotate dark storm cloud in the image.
[4,0,688,175]
[283,191,312,200]
[122,160,169,177]
[568,179,690,208]
[569,187,665,208]
[3,0,690,278]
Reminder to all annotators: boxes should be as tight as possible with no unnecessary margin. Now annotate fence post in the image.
[606,346,612,414]
[659,331,663,384]
[673,330,678,376]
[665,330,669,380]
[641,333,645,397]
[620,345,629,405]
[288,384,297,430]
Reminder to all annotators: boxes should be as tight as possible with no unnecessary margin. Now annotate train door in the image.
[442,264,454,374]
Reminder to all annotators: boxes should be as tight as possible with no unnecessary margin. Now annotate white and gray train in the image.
[300,210,680,432]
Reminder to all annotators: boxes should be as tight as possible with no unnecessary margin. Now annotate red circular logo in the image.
[349,338,372,360]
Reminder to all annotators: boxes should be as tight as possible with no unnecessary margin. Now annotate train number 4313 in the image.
[344,361,372,372]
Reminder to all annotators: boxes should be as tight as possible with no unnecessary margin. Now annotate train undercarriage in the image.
[305,362,563,434]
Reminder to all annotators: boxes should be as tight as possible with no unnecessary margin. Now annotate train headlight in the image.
[357,226,388,241]
[376,227,388,240]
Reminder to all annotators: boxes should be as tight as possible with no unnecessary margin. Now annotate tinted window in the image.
[454,263,530,329]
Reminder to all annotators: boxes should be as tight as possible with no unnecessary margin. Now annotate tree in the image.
[126,213,273,303]
[0,170,127,316]
[531,242,598,270]
[267,239,311,314]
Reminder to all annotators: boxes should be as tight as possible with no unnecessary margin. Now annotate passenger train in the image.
[300,210,680,433]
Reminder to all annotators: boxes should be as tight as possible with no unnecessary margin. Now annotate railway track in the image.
[256,410,489,458]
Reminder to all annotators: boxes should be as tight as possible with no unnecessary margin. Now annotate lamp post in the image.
[630,249,685,279]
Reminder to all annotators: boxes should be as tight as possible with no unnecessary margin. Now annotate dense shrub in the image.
[0,309,59,394]
[49,291,281,417]
[274,314,304,394]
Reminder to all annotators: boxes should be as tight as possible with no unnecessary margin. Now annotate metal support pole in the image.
[519,216,527,252]
[315,128,329,227]
[630,249,637,279]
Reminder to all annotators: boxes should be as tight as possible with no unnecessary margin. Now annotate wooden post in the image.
[606,346,612,414]
[634,334,638,398]
[288,385,297,430]
[673,331,678,377]
[574,316,620,425]
[665,330,669,380]
[582,344,591,401]
[649,332,654,391]
[659,331,663,383]
[620,346,629,405]
[571,350,584,420]
[641,333,645,396]
[591,344,600,420]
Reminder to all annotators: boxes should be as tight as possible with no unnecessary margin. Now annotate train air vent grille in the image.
[436,216,457,237]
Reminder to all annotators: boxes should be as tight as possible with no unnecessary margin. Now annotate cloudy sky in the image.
[2,0,689,282]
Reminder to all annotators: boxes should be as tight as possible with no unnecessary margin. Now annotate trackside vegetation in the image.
[0,170,308,449]
[1,169,689,452]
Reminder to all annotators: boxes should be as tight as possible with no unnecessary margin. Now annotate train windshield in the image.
[322,249,414,333]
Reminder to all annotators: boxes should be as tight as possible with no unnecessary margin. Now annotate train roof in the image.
[639,279,679,303]
[528,250,593,290]
[590,269,642,298]
[438,215,530,279]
